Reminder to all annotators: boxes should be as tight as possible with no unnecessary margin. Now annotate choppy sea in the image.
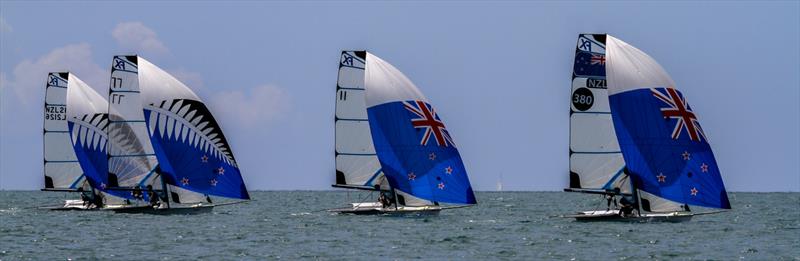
[0,191,797,260]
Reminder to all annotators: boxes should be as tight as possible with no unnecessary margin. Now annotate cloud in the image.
[0,17,12,33]
[207,85,291,130]
[168,68,206,95]
[112,22,168,55]
[4,43,106,106]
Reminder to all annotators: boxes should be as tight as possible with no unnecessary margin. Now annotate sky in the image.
[0,1,798,192]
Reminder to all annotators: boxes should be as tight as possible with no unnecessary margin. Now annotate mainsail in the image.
[363,52,476,205]
[334,51,386,190]
[568,34,629,193]
[118,56,250,200]
[65,72,132,200]
[605,35,731,209]
[43,73,86,190]
[107,56,162,197]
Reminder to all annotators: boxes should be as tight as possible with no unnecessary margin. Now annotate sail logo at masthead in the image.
[403,100,455,147]
[651,87,707,142]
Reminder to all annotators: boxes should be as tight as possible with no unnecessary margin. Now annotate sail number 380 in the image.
[572,87,594,111]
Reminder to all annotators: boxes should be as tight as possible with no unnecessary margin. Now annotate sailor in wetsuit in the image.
[146,185,160,207]
[618,196,635,217]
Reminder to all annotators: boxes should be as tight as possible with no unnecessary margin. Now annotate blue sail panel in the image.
[144,101,249,200]
[68,121,133,199]
[367,100,476,205]
[609,87,730,209]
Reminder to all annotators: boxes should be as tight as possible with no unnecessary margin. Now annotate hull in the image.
[329,202,441,216]
[109,204,214,215]
[566,210,694,223]
[42,200,136,211]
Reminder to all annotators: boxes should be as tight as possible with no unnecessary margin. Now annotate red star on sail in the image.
[682,151,691,161]
[700,163,709,173]
[437,182,445,190]
[181,177,190,185]
[407,172,416,181]
[657,173,666,183]
[201,155,208,163]
[445,166,453,175]
[429,153,436,160]
[217,167,225,175]
[210,179,218,186]
[690,187,698,196]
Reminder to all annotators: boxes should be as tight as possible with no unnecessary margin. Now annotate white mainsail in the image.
[43,72,86,190]
[334,51,386,189]
[107,56,160,189]
[569,34,629,193]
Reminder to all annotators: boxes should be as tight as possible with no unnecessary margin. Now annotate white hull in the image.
[43,199,142,211]
[565,209,694,222]
[329,202,441,216]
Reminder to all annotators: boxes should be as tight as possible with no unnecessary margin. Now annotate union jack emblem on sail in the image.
[403,100,455,147]
[651,87,707,142]
[590,54,606,65]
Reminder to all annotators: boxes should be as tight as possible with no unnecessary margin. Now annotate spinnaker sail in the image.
[364,52,476,205]
[605,36,731,209]
[111,55,249,200]
[65,72,131,200]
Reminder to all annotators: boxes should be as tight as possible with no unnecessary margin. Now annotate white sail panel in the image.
[364,53,428,107]
[335,51,383,187]
[338,67,366,90]
[570,114,620,152]
[335,155,382,186]
[569,153,625,188]
[335,121,376,153]
[606,35,675,95]
[336,89,368,119]
[43,72,83,189]
[638,190,685,212]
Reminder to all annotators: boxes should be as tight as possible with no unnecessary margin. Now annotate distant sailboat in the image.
[330,51,476,215]
[106,55,249,214]
[564,34,731,222]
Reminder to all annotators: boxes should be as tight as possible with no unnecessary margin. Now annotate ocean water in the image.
[0,191,797,260]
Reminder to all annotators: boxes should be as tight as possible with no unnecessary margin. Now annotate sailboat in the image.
[41,72,96,209]
[564,34,731,222]
[105,55,249,214]
[64,71,150,210]
[330,51,477,215]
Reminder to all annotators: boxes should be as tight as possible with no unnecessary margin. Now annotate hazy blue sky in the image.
[1,1,798,191]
